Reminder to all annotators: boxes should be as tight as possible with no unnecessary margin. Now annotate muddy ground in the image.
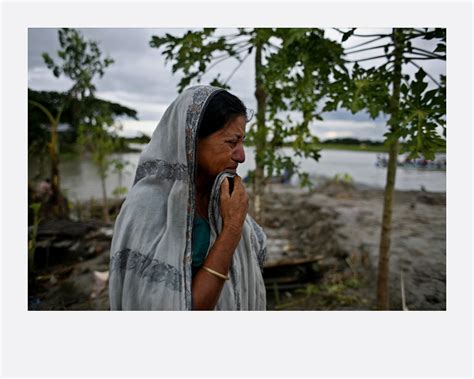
[28,179,446,311]
[261,181,446,310]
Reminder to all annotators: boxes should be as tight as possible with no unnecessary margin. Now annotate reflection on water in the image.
[28,147,446,201]
[28,152,141,202]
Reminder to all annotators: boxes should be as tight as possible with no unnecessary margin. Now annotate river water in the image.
[28,147,446,202]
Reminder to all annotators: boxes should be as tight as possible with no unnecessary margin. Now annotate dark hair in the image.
[198,90,250,139]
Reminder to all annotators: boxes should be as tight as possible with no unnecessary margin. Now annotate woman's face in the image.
[196,115,246,179]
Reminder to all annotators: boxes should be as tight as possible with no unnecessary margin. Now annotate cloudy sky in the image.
[28,28,445,141]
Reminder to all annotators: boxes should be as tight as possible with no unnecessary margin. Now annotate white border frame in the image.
[2,1,472,377]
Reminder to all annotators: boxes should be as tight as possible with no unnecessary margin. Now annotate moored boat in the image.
[375,154,446,171]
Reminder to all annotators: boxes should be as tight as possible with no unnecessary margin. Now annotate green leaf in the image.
[434,43,446,53]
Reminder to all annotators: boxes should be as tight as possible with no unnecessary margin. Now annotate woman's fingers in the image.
[232,176,243,195]
[218,175,248,233]
[234,176,248,202]
[220,177,230,200]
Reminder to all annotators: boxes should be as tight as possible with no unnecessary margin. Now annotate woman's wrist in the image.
[220,224,243,248]
[191,226,240,310]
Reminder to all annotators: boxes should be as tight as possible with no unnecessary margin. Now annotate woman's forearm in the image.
[191,227,241,310]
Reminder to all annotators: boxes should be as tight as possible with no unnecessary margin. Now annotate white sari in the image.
[109,85,267,310]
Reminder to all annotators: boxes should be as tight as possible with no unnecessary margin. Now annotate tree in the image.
[150,28,345,221]
[42,28,114,137]
[28,88,138,149]
[28,99,68,218]
[111,158,130,200]
[29,28,115,218]
[28,90,138,218]
[327,28,446,309]
[77,102,119,223]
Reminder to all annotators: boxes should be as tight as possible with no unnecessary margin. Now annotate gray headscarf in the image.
[109,85,267,310]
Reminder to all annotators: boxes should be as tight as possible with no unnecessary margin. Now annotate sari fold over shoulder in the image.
[109,85,267,310]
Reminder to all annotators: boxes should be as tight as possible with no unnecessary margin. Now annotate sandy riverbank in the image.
[28,179,446,311]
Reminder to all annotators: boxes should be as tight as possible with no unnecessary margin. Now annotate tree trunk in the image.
[48,121,67,218]
[70,97,81,142]
[252,37,267,223]
[29,100,68,219]
[100,170,110,224]
[377,138,399,309]
[376,28,404,310]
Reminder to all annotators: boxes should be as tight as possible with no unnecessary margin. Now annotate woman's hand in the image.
[192,176,248,310]
[219,176,249,236]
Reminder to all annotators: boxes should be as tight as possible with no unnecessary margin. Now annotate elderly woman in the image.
[109,85,267,310]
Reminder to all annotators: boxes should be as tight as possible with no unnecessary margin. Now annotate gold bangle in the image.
[201,266,230,281]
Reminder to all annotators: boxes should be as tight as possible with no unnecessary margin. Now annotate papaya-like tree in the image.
[150,28,345,221]
[326,28,446,309]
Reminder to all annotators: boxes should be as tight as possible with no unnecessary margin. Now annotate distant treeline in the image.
[123,133,151,145]
[120,135,383,148]
[320,138,383,146]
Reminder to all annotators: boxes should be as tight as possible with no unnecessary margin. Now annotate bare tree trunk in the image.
[48,120,68,219]
[377,138,399,309]
[48,129,60,209]
[377,28,404,310]
[100,171,110,223]
[252,38,267,223]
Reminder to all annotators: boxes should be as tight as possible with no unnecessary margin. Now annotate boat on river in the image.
[376,154,446,171]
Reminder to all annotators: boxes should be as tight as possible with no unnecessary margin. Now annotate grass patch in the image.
[271,273,371,310]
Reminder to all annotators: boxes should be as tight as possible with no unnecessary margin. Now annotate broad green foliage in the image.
[325,63,391,118]
[327,27,446,309]
[397,69,446,159]
[150,28,242,91]
[150,28,346,187]
[261,29,345,178]
[328,28,446,160]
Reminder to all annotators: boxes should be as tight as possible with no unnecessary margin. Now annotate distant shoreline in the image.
[112,142,446,154]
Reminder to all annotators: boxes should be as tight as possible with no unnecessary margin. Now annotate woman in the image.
[109,85,267,310]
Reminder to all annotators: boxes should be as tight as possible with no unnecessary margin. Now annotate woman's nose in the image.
[233,144,245,163]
